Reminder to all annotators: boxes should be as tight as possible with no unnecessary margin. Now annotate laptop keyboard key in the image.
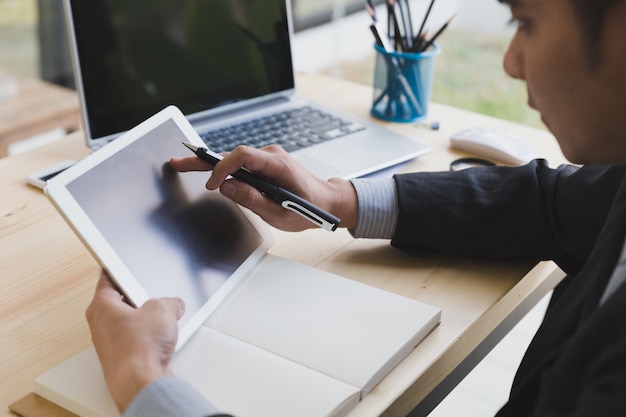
[199,106,365,153]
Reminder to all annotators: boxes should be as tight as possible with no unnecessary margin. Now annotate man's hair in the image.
[500,0,622,67]
[571,0,621,63]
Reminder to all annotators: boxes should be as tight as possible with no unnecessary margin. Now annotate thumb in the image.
[162,297,186,320]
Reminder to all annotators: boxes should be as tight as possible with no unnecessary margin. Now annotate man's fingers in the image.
[94,271,125,302]
[163,297,186,320]
[218,179,271,213]
[93,270,185,321]
[169,156,214,172]
[213,145,289,182]
[218,179,312,231]
[142,297,186,322]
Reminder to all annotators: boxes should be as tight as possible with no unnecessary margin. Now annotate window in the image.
[292,0,372,31]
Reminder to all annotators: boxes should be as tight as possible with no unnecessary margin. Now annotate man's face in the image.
[503,0,626,164]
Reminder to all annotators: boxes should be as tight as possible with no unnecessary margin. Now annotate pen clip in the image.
[281,200,338,232]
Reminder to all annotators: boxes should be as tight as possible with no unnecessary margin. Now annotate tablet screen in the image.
[62,116,265,331]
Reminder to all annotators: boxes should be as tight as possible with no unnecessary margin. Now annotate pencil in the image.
[386,0,394,41]
[414,0,436,52]
[402,0,414,42]
[387,0,403,51]
[420,14,454,51]
[365,0,377,23]
[395,0,412,50]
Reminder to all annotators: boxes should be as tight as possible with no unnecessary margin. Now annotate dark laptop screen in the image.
[68,0,294,140]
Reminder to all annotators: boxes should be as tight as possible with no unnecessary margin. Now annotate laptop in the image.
[63,0,430,180]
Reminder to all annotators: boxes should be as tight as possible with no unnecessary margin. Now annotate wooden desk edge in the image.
[363,262,565,417]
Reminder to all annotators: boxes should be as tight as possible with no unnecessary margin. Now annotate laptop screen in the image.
[67,0,294,140]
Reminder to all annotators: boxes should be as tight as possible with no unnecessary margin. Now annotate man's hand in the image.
[170,145,358,231]
[85,272,185,412]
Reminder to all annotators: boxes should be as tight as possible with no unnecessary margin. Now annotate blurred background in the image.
[0,0,543,129]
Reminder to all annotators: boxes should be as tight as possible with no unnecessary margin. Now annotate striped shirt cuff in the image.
[350,178,399,239]
[123,376,225,417]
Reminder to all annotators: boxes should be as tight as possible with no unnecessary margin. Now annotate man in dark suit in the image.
[87,0,626,415]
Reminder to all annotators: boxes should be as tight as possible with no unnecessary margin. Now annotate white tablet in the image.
[45,105,274,349]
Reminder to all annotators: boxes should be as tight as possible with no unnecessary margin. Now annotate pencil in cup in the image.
[371,42,440,123]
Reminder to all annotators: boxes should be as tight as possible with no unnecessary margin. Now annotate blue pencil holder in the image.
[371,43,440,123]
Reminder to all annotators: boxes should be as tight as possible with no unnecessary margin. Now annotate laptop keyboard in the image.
[199,106,366,153]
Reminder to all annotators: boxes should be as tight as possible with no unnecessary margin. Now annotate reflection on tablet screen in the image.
[66,119,263,326]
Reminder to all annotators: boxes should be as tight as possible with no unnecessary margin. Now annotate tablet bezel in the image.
[45,105,275,349]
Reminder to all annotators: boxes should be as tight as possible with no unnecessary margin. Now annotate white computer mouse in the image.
[450,127,538,165]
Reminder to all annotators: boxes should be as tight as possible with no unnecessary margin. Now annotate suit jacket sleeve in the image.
[391,160,626,275]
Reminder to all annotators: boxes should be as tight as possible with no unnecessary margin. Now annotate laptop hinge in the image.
[188,95,293,131]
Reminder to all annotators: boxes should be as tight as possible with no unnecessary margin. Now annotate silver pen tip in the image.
[182,142,199,152]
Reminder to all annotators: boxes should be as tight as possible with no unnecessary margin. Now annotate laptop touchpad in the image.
[292,155,342,180]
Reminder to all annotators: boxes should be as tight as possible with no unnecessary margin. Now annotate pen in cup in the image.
[413,0,436,51]
[181,142,340,231]
[418,14,454,52]
[369,23,423,114]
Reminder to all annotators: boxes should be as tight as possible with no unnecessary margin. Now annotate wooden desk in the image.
[0,74,567,417]
[0,71,80,158]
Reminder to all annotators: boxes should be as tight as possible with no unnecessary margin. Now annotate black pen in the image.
[181,142,340,231]
[419,14,454,52]
[414,0,436,51]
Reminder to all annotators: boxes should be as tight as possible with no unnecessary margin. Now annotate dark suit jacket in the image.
[392,160,626,416]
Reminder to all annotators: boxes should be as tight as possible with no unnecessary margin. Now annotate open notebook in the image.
[35,255,441,417]
[39,107,441,417]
